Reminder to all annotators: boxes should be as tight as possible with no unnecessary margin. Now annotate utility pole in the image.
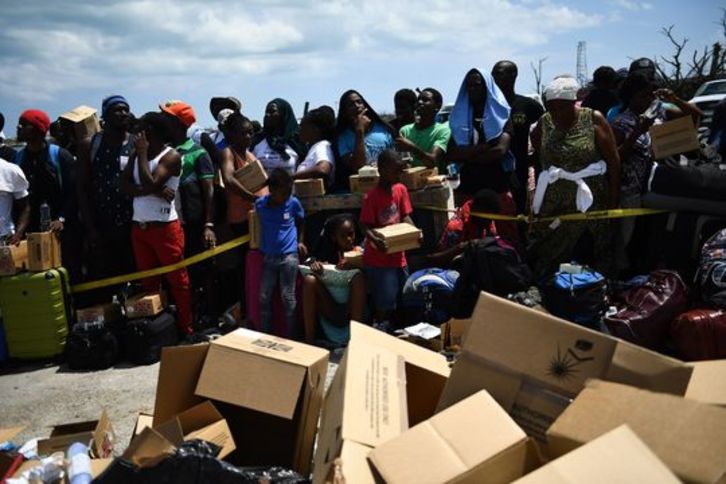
[576,41,589,86]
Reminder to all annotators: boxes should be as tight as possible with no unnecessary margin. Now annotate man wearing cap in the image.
[77,95,137,297]
[162,100,219,322]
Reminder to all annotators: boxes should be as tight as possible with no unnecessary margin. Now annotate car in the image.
[689,79,726,137]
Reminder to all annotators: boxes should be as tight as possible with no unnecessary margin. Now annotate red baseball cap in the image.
[160,100,196,128]
[19,109,51,135]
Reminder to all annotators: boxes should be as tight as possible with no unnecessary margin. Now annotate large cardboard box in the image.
[514,425,680,484]
[27,232,61,271]
[650,115,701,160]
[401,167,436,191]
[313,322,450,484]
[233,159,268,193]
[368,390,537,484]
[299,192,363,213]
[437,292,693,443]
[195,328,328,474]
[547,379,726,483]
[154,344,210,425]
[125,292,166,319]
[0,240,28,276]
[60,105,101,140]
[76,303,123,324]
[36,410,115,458]
[293,179,325,198]
[349,174,380,194]
[342,248,363,269]
[686,359,726,406]
[372,223,422,254]
[248,209,260,250]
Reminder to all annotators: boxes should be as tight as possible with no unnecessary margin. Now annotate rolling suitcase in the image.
[671,309,726,361]
[0,268,71,359]
[123,311,178,365]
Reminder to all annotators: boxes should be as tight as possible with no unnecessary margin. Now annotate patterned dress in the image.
[529,108,611,278]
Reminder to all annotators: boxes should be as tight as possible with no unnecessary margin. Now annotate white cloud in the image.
[610,0,654,11]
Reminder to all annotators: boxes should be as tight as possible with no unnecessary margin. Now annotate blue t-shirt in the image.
[255,195,305,255]
[336,122,394,165]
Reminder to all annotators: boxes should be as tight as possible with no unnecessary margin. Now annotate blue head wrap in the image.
[449,68,515,171]
[102,95,129,118]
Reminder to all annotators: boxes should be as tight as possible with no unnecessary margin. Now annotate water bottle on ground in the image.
[67,442,92,484]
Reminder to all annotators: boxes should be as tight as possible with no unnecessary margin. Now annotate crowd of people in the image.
[0,56,712,346]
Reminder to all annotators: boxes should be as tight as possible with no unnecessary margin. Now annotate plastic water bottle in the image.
[643,99,661,121]
[40,202,51,232]
[67,442,92,484]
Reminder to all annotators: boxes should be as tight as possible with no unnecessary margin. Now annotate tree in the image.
[531,57,548,96]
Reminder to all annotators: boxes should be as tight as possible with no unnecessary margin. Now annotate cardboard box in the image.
[122,427,178,469]
[313,322,450,484]
[514,425,680,484]
[686,360,726,406]
[650,115,701,160]
[248,210,260,250]
[349,174,380,194]
[372,223,422,254]
[426,174,446,186]
[0,241,28,276]
[154,344,210,424]
[547,379,726,484]
[437,292,693,443]
[409,184,451,207]
[36,410,115,458]
[440,318,471,352]
[125,292,166,319]
[368,390,537,484]
[293,179,325,198]
[76,303,123,324]
[27,232,61,271]
[401,167,435,191]
[299,192,363,213]
[233,159,268,193]
[132,413,154,442]
[195,328,328,474]
[60,105,101,140]
[342,248,363,269]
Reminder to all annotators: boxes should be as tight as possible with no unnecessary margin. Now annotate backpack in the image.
[14,144,63,188]
[450,237,532,319]
[123,311,179,365]
[65,321,119,370]
[540,267,607,330]
[696,228,726,308]
[401,268,459,324]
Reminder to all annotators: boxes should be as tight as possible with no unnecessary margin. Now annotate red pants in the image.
[131,220,192,334]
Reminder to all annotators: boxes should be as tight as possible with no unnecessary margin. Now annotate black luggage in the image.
[65,321,119,370]
[124,311,178,365]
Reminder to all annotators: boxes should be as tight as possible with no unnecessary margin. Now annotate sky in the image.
[0,0,723,135]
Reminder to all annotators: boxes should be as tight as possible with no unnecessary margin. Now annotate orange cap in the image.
[160,100,196,128]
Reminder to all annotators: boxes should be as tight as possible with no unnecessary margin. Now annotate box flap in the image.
[132,414,154,439]
[90,458,113,479]
[339,440,377,484]
[91,409,115,458]
[172,401,236,459]
[606,340,692,395]
[686,359,726,406]
[0,426,25,443]
[369,390,527,484]
[514,425,679,484]
[153,419,185,446]
[122,427,177,469]
[196,329,319,419]
[60,105,97,123]
[547,379,726,483]
[349,322,449,378]
[341,340,408,447]
[154,344,209,425]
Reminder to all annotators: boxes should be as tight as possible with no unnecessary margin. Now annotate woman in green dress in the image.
[529,76,621,278]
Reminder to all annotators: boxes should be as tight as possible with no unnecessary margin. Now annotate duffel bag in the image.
[605,270,688,350]
[401,268,459,325]
[671,308,726,361]
[540,266,607,330]
[124,311,179,365]
[65,321,119,370]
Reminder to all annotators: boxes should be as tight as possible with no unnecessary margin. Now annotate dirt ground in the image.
[0,357,339,454]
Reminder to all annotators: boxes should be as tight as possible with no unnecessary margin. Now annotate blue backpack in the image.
[13,144,63,187]
[541,267,607,330]
[402,268,460,324]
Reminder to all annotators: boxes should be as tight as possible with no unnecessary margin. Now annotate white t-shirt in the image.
[253,138,298,175]
[0,158,29,238]
[132,147,179,223]
[296,140,335,186]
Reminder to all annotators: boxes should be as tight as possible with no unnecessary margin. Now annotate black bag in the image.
[65,321,119,370]
[650,162,726,201]
[540,267,607,330]
[123,311,179,365]
[450,237,532,319]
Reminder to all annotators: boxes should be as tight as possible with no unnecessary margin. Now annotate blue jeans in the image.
[366,266,409,312]
[260,253,299,335]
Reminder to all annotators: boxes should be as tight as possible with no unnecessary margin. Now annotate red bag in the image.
[605,270,688,350]
[671,309,726,361]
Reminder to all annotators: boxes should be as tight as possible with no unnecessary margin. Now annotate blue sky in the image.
[0,0,722,135]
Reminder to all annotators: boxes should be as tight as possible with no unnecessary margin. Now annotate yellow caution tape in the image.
[415,205,668,222]
[71,234,250,293]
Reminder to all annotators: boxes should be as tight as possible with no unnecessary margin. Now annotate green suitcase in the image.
[0,268,71,358]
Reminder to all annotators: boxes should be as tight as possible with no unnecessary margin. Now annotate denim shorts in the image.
[366,266,409,311]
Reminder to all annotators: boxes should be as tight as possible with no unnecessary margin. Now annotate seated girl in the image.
[300,214,367,346]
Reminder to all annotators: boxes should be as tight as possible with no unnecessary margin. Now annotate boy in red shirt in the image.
[360,149,419,330]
